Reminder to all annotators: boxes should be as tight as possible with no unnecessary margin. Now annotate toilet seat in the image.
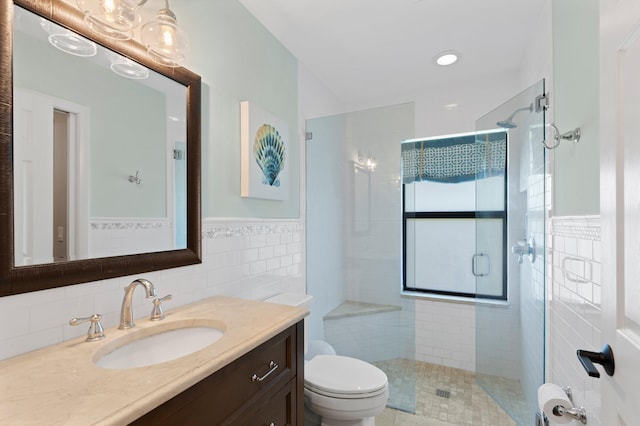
[305,355,388,399]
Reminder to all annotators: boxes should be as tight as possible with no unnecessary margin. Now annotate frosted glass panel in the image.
[475,219,504,297]
[406,218,503,296]
[405,181,475,212]
[405,177,504,212]
[406,219,475,293]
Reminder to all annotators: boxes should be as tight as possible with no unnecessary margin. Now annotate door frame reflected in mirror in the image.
[0,0,202,296]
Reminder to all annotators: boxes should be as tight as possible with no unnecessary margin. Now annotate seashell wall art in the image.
[240,101,289,200]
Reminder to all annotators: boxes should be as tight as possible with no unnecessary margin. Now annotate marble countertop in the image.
[0,296,307,425]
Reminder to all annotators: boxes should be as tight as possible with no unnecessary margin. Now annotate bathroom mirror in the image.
[0,0,202,296]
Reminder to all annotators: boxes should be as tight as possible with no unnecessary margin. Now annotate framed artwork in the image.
[240,101,289,200]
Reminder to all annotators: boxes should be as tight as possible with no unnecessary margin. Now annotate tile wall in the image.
[414,299,476,371]
[89,219,174,258]
[0,219,305,361]
[548,215,602,426]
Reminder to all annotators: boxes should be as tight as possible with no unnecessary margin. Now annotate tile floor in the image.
[373,359,521,426]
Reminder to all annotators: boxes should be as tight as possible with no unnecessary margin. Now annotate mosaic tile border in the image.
[90,219,171,230]
[202,219,303,239]
[550,216,600,241]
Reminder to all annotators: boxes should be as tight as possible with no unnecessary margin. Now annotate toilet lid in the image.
[305,355,388,396]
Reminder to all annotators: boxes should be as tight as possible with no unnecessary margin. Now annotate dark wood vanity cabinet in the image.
[130,321,304,425]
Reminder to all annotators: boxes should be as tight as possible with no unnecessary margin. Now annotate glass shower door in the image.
[305,103,416,414]
[475,80,546,425]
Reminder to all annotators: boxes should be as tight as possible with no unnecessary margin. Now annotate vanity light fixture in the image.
[434,50,460,66]
[110,55,149,79]
[356,150,377,172]
[140,0,190,67]
[40,18,97,57]
[76,0,190,67]
[76,0,141,41]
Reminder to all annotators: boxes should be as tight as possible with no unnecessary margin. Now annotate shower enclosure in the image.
[305,81,547,425]
[475,79,547,425]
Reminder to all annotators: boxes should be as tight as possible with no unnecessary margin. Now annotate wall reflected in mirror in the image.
[13,5,187,266]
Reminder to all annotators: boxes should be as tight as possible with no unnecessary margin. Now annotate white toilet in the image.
[265,293,389,426]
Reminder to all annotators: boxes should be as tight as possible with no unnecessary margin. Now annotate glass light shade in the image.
[41,18,97,57]
[140,8,190,67]
[76,0,141,40]
[110,57,149,79]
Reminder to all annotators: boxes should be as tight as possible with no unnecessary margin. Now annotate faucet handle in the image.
[150,294,173,321]
[69,313,105,342]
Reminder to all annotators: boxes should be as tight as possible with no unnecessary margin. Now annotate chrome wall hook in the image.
[128,171,142,184]
[543,123,581,149]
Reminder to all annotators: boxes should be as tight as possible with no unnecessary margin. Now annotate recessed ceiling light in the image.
[443,103,459,111]
[434,51,460,66]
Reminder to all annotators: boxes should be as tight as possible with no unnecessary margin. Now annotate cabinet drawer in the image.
[230,378,296,426]
[130,324,298,425]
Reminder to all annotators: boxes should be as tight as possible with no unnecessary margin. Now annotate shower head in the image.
[496,119,517,129]
[496,104,533,129]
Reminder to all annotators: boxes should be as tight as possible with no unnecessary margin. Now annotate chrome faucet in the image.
[119,278,157,329]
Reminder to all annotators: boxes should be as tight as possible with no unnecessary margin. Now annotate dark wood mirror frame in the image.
[0,0,201,297]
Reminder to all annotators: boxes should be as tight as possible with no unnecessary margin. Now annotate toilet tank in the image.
[264,292,312,353]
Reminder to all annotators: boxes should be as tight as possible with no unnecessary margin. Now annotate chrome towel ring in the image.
[543,123,581,149]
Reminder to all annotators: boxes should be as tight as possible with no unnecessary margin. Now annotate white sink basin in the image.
[94,320,225,369]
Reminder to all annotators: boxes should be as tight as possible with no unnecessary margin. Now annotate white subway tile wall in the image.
[0,219,305,361]
[549,216,601,426]
[414,299,476,371]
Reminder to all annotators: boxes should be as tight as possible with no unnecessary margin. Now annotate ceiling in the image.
[237,0,546,106]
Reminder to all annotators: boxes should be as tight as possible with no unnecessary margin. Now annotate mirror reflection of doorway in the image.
[53,110,69,262]
[13,89,89,266]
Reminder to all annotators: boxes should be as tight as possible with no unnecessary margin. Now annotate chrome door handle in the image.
[472,253,490,277]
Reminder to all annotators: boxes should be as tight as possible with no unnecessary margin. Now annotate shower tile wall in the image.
[0,219,305,360]
[549,216,602,426]
[415,299,475,371]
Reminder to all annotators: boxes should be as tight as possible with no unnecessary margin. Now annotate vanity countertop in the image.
[0,296,307,425]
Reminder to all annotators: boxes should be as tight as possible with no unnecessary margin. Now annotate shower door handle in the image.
[472,253,490,277]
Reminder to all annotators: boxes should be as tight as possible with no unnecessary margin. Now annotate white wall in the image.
[546,1,602,424]
[552,0,600,216]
